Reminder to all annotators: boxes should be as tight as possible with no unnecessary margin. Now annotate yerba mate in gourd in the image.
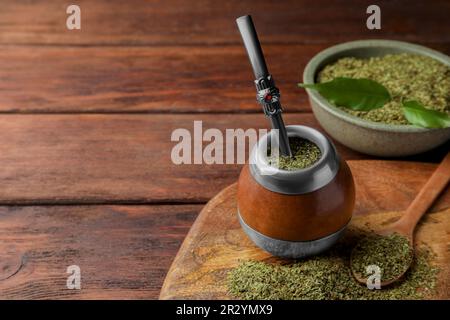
[267,137,321,170]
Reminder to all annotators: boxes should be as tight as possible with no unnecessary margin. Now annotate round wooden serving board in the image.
[160,160,450,300]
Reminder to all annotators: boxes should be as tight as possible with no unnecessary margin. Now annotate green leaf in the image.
[298,77,391,111]
[402,100,450,128]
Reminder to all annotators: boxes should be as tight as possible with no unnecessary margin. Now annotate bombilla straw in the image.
[236,15,293,157]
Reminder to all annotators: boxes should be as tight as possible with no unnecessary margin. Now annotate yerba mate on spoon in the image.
[236,15,355,259]
[351,152,450,286]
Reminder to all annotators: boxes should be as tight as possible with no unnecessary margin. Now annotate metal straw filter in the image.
[236,15,292,157]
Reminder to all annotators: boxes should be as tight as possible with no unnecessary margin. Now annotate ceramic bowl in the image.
[303,39,450,157]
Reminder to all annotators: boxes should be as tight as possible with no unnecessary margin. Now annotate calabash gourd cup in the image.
[237,125,355,259]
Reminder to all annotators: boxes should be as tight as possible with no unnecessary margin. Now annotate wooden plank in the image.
[0,204,200,299]
[0,0,449,45]
[0,45,328,113]
[160,176,450,300]
[0,113,447,205]
[0,113,373,204]
[1,44,448,114]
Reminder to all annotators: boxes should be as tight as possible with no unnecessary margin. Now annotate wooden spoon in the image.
[351,152,450,286]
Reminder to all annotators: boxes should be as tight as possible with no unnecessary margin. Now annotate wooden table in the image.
[0,0,448,299]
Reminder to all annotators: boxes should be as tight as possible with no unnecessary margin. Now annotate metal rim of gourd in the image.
[249,125,340,195]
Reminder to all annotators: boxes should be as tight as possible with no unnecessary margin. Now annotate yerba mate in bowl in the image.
[303,40,450,156]
[318,53,449,125]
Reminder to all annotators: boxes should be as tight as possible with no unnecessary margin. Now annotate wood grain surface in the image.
[0,0,448,300]
[159,161,450,300]
[0,204,200,299]
[0,45,326,113]
[0,113,371,205]
[1,0,449,46]
[1,44,449,114]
